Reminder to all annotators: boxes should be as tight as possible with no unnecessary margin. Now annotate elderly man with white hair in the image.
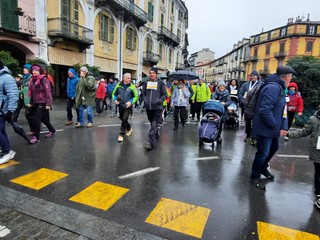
[112,73,138,142]
[75,66,96,128]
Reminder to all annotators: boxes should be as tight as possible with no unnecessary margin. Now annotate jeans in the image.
[0,116,10,153]
[251,134,279,179]
[79,105,93,125]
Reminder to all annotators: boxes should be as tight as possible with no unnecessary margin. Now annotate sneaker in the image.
[45,131,55,138]
[65,120,73,125]
[145,142,153,150]
[126,129,133,136]
[315,195,320,209]
[261,169,275,180]
[86,123,93,128]
[118,135,124,142]
[75,122,83,128]
[284,136,289,141]
[244,137,251,142]
[29,136,40,144]
[249,177,266,190]
[0,150,16,164]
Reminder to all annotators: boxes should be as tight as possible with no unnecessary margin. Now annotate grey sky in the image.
[184,0,320,58]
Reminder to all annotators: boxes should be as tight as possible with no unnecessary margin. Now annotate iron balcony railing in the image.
[95,0,147,24]
[143,51,160,63]
[158,26,180,46]
[47,18,93,44]
[0,7,36,36]
[274,51,287,58]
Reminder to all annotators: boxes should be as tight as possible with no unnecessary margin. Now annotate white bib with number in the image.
[147,81,158,90]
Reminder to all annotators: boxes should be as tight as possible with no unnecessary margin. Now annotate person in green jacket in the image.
[75,66,96,128]
[21,64,33,134]
[192,78,211,121]
[288,109,320,209]
[112,73,138,142]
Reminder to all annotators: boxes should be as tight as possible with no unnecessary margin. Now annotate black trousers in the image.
[287,111,295,129]
[174,106,186,129]
[146,109,162,146]
[12,99,25,122]
[195,102,205,121]
[245,117,252,138]
[189,100,196,118]
[315,162,320,195]
[119,107,132,136]
[66,98,79,122]
[29,103,55,139]
[95,98,103,113]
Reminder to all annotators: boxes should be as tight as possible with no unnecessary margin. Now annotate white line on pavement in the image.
[0,225,11,237]
[194,156,220,161]
[97,124,121,127]
[40,129,63,134]
[277,154,309,158]
[118,167,161,179]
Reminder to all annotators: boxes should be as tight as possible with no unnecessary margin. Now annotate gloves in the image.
[5,111,13,123]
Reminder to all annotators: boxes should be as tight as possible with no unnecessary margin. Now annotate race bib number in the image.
[147,81,158,90]
[231,90,238,95]
[317,136,320,150]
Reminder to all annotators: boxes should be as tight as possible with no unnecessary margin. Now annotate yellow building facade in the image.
[246,18,320,78]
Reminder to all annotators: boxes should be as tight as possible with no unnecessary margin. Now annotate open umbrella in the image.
[168,70,199,81]
[11,122,30,143]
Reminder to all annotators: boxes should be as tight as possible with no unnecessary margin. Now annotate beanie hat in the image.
[250,70,259,77]
[0,59,3,70]
[217,78,226,87]
[80,66,88,73]
[23,64,32,70]
[149,67,158,74]
[68,68,77,75]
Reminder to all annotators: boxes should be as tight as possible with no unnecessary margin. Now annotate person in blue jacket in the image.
[249,65,296,189]
[65,68,79,125]
[0,59,19,164]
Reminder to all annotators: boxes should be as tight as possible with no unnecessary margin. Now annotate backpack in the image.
[244,81,282,119]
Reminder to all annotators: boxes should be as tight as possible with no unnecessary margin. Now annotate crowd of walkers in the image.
[0,58,319,209]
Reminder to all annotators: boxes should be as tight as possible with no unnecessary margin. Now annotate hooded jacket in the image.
[0,66,19,114]
[28,75,52,106]
[75,75,96,108]
[66,73,79,99]
[287,82,304,113]
[252,74,287,138]
[288,110,320,162]
[112,81,138,108]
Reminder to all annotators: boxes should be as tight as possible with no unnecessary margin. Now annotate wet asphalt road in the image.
[0,99,319,240]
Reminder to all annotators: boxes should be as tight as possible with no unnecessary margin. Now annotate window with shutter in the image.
[1,0,19,31]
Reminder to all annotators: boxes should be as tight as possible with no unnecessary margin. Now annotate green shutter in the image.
[110,17,114,43]
[134,30,137,50]
[1,0,19,31]
[99,12,104,40]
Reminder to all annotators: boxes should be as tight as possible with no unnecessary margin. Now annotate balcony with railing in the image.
[0,7,36,36]
[158,26,180,47]
[95,0,147,27]
[143,51,160,64]
[274,51,287,58]
[47,18,93,47]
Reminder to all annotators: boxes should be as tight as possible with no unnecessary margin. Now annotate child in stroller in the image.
[224,95,239,129]
[199,100,225,149]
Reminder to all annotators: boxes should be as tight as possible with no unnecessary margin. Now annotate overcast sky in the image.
[183,0,320,58]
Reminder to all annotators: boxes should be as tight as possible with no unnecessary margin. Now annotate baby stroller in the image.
[199,100,225,149]
[224,95,239,129]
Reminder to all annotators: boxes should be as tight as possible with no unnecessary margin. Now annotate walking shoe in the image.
[45,131,56,138]
[145,142,153,150]
[0,150,16,164]
[261,169,275,180]
[65,120,73,125]
[244,137,251,142]
[75,122,83,128]
[315,195,320,209]
[30,136,40,144]
[118,135,124,142]
[126,128,133,136]
[250,139,257,146]
[284,136,289,141]
[249,177,266,190]
[86,123,93,128]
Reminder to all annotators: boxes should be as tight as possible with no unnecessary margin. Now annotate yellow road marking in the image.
[69,181,129,211]
[10,168,68,190]
[145,198,210,238]
[0,160,19,169]
[258,221,319,240]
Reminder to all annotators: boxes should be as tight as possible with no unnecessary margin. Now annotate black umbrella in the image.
[168,70,199,81]
[11,122,30,143]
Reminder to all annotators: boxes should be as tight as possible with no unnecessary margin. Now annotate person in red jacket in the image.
[284,81,304,141]
[95,78,106,115]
